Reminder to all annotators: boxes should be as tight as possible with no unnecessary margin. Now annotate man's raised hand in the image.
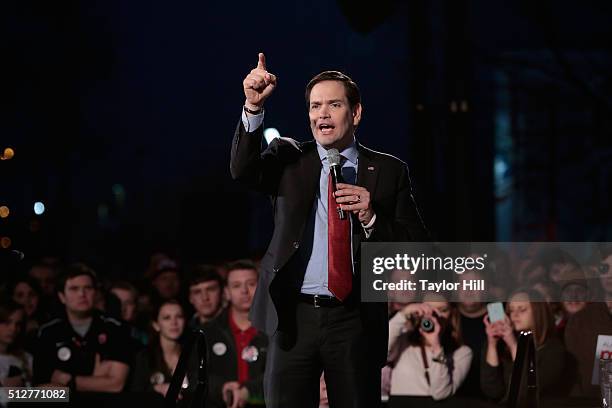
[243,53,277,111]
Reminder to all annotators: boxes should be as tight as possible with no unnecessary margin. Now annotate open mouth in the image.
[318,124,335,135]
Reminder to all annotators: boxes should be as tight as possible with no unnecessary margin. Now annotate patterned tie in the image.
[328,173,352,301]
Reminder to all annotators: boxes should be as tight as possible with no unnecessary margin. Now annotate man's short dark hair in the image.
[305,71,361,110]
[57,263,98,293]
[187,264,224,289]
[225,259,258,280]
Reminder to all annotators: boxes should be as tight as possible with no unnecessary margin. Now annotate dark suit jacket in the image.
[230,118,428,368]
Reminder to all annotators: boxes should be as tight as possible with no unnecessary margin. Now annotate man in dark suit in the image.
[230,53,428,408]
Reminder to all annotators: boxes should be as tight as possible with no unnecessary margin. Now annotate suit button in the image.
[292,241,300,249]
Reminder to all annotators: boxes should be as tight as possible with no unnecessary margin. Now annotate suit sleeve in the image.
[369,163,429,242]
[230,118,300,194]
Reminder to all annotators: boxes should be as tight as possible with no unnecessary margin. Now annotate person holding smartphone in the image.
[481,289,566,403]
[386,293,472,406]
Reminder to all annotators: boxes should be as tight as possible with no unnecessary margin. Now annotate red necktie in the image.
[328,173,352,301]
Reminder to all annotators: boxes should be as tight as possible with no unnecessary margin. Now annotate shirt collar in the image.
[317,138,358,166]
[228,308,257,336]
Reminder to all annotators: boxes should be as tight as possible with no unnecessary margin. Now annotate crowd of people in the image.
[0,244,611,407]
[0,256,266,408]
[382,245,612,407]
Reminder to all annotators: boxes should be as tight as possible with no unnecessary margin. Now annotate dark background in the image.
[2,0,611,277]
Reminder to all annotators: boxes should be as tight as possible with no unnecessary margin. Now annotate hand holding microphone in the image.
[327,149,374,225]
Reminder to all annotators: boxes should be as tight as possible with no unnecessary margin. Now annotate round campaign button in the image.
[181,377,189,389]
[150,372,165,385]
[212,342,227,356]
[57,346,71,362]
[98,333,107,344]
[241,345,259,363]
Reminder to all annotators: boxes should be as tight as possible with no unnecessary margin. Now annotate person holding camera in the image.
[386,294,472,406]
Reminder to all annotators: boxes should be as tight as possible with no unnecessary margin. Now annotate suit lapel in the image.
[356,143,379,204]
[299,142,322,217]
[354,143,379,258]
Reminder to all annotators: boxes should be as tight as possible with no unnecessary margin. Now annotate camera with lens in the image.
[409,312,438,333]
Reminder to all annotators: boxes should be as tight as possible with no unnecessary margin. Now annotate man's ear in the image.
[58,292,66,305]
[352,103,362,127]
[152,321,160,332]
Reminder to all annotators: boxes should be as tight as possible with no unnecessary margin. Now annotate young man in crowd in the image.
[110,281,148,348]
[204,260,267,408]
[28,260,58,298]
[455,269,488,398]
[110,282,138,323]
[33,263,130,393]
[187,264,225,329]
[151,260,181,300]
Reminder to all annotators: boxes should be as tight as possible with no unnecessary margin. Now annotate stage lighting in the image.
[264,127,280,145]
[1,147,15,160]
[34,202,45,215]
[0,237,11,249]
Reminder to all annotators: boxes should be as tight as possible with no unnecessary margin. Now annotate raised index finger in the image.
[257,52,266,70]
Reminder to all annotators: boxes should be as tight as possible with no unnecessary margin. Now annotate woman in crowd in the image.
[8,276,47,334]
[0,300,32,387]
[387,293,473,406]
[481,288,565,402]
[131,299,196,399]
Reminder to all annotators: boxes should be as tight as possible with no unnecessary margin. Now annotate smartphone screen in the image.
[487,302,505,323]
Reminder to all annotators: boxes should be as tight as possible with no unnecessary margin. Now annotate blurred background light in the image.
[34,202,46,215]
[0,237,11,249]
[1,147,15,160]
[264,128,280,145]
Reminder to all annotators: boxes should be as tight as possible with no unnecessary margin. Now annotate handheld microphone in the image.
[327,148,346,220]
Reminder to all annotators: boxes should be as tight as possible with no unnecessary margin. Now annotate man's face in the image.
[111,288,137,322]
[29,266,56,296]
[600,255,612,294]
[153,270,180,299]
[59,275,95,316]
[457,271,484,307]
[225,269,258,313]
[388,269,417,304]
[308,81,361,150]
[189,280,222,319]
